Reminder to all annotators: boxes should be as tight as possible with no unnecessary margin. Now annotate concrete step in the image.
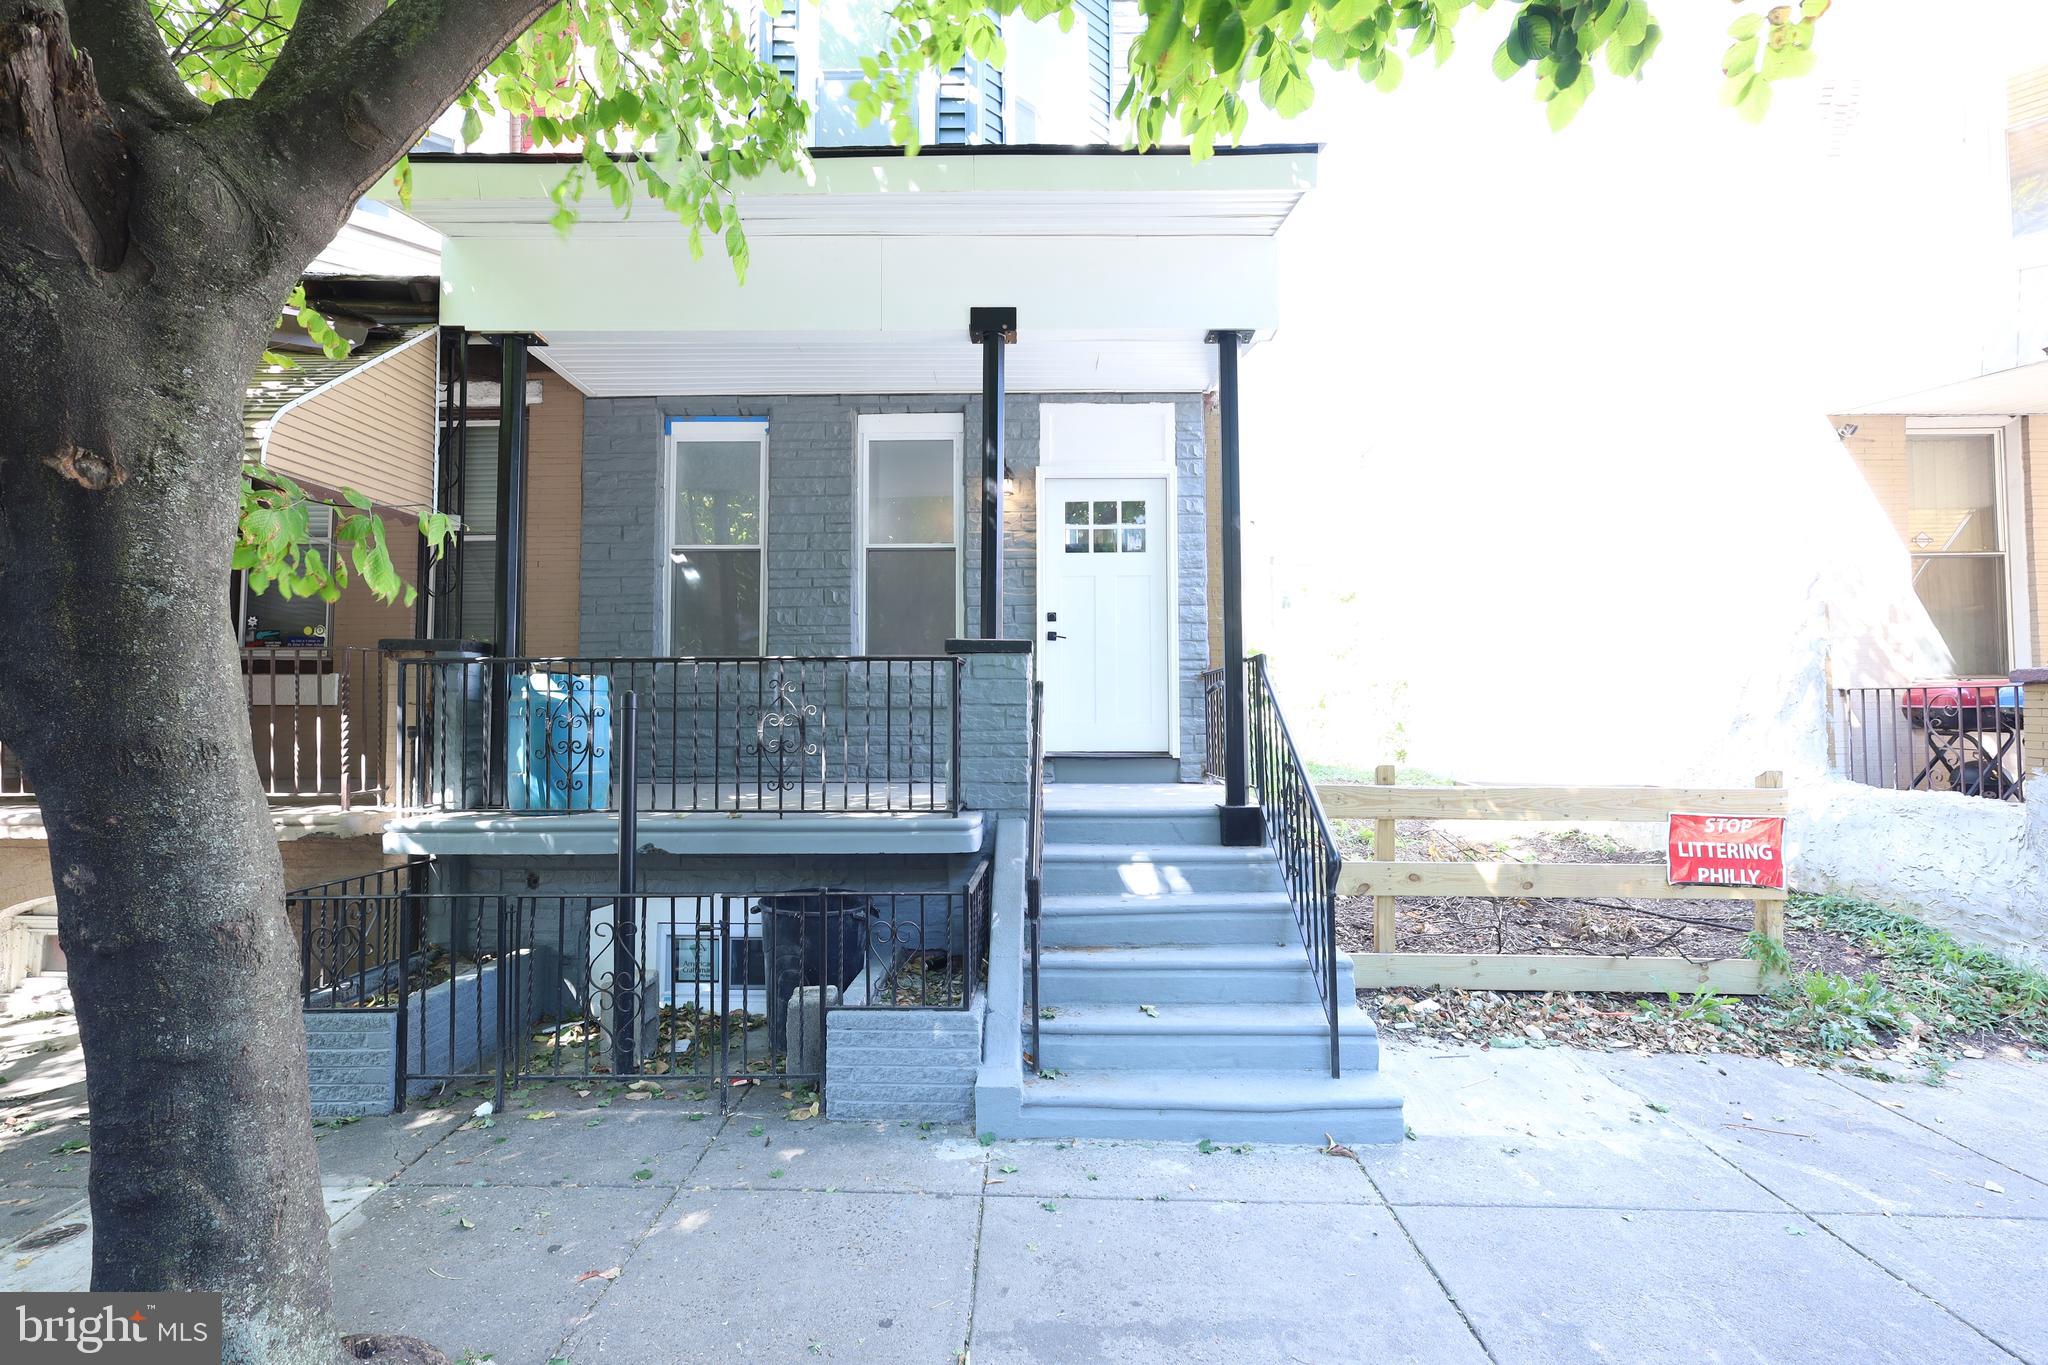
[1036,890,1295,948]
[1006,1068,1406,1145]
[1035,1002,1379,1072]
[1039,843,1284,898]
[1037,944,1355,1004]
[1042,806,1223,848]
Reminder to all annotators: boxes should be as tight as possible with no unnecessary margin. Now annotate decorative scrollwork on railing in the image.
[538,678,609,800]
[744,669,824,793]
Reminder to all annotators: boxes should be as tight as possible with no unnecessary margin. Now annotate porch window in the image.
[858,414,962,654]
[241,504,334,649]
[666,419,765,656]
[1907,431,2010,676]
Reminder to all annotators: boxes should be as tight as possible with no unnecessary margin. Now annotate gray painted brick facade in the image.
[306,1011,396,1117]
[580,392,1210,781]
[825,1006,985,1122]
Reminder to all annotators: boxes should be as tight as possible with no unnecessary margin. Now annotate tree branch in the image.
[63,0,208,121]
[261,0,386,95]
[255,0,554,200]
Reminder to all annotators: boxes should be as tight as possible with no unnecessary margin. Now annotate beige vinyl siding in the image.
[2010,66,2048,126]
[265,332,437,510]
[523,367,586,656]
[328,511,421,656]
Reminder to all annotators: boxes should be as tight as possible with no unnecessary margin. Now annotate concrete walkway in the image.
[4,1007,2045,1363]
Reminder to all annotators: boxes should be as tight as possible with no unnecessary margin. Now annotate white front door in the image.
[1037,476,1172,752]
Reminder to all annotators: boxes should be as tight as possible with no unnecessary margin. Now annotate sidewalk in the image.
[4,992,2044,1363]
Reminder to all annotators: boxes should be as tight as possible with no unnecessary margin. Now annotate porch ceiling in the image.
[374,147,1314,393]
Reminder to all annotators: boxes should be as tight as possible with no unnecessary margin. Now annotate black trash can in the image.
[758,890,871,1053]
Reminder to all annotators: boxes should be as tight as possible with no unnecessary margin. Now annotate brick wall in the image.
[580,391,1210,778]
[950,643,1033,816]
[1832,414,1912,542]
[825,1007,983,1122]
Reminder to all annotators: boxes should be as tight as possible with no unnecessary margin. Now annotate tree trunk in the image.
[0,309,345,1363]
[1,14,351,1359]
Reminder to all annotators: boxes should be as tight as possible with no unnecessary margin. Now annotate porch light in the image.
[1003,465,1016,496]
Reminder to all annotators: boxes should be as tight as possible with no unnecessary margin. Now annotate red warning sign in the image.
[1666,813,1785,890]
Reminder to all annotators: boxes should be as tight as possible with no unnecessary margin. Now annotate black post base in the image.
[1218,803,1265,848]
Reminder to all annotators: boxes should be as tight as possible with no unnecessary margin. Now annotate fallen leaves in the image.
[1319,1133,1356,1159]
[575,1266,621,1284]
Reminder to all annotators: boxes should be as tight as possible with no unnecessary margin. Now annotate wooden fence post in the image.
[1373,762,1398,954]
[1753,769,1786,947]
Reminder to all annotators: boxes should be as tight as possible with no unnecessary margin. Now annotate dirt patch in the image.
[1334,824,1867,976]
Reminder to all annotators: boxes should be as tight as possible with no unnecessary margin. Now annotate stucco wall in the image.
[579,391,1209,778]
[1789,781,2047,969]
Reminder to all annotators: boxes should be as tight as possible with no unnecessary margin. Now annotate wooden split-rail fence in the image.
[1317,767,1788,996]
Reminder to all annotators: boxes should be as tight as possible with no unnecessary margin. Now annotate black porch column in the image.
[492,334,531,658]
[1210,329,1262,846]
[970,307,1016,638]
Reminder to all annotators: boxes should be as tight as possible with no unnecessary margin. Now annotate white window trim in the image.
[1903,416,2030,673]
[662,418,769,657]
[853,412,964,654]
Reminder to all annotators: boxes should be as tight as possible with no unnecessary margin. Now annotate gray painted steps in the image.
[1042,808,1222,848]
[1010,1068,1406,1145]
[1036,1001,1380,1072]
[1037,944,1355,1004]
[1037,890,1294,947]
[1040,843,1282,897]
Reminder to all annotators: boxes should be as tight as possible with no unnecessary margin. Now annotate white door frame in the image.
[1035,403,1180,757]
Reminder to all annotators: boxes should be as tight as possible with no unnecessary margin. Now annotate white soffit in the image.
[1849,359,2048,416]
[534,331,1211,397]
[386,149,1318,241]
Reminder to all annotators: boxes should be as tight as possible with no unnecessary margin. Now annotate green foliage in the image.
[1781,970,1908,1052]
[863,0,1831,148]
[237,465,453,609]
[1744,928,1794,979]
[1645,987,1737,1027]
[1790,893,2048,1041]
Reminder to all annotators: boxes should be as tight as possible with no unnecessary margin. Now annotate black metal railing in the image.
[1,644,386,806]
[294,859,431,1007]
[394,654,962,816]
[1245,654,1342,1078]
[1833,683,2026,802]
[1200,666,1226,782]
[1024,678,1045,1071]
[287,860,992,1111]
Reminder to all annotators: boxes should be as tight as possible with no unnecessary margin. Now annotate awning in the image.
[245,328,438,509]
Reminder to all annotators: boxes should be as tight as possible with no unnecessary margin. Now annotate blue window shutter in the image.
[762,1,798,86]
[1079,0,1111,140]
[936,53,1004,144]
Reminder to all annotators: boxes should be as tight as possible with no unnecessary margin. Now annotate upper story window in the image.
[814,0,895,146]
[666,419,766,656]
[858,414,962,654]
[2008,66,2048,237]
[1907,431,2010,676]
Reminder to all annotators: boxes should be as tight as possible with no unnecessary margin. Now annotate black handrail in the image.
[1025,678,1045,1071]
[1245,654,1342,1078]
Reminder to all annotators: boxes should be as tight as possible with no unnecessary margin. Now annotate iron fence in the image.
[1024,678,1045,1072]
[294,860,430,1006]
[0,644,386,806]
[394,654,962,816]
[1832,683,2026,802]
[287,862,991,1111]
[1246,654,1342,1078]
[1201,666,1226,782]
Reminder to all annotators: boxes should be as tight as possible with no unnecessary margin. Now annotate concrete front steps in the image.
[978,784,1404,1145]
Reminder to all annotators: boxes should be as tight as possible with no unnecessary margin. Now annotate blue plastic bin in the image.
[507,673,613,810]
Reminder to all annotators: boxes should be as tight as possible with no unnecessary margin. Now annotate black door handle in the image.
[1046,631,1062,642]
